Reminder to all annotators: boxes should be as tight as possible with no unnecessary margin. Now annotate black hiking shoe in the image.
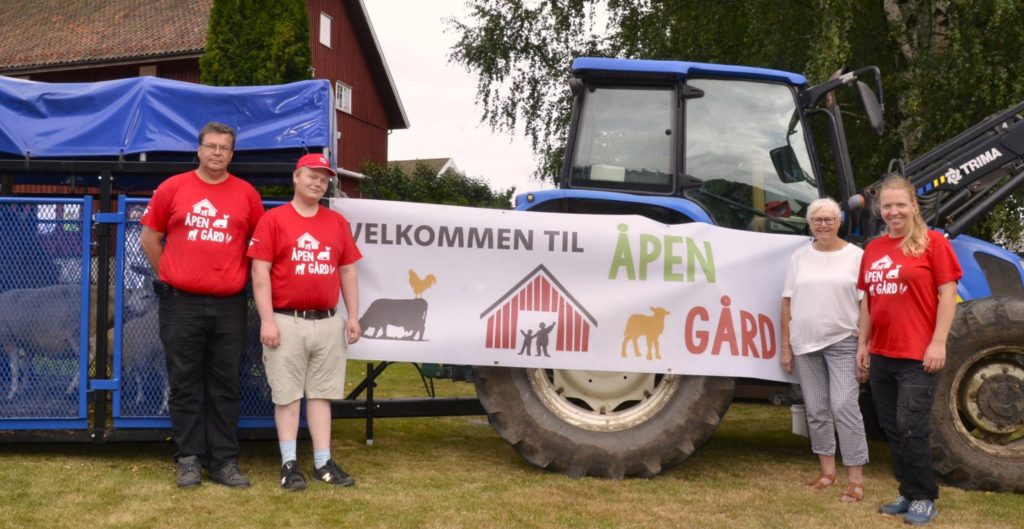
[176,455,202,488]
[280,460,307,491]
[209,460,251,488]
[311,459,355,487]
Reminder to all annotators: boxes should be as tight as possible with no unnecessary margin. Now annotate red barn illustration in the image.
[480,264,597,353]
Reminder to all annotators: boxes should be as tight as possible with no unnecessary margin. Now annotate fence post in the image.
[91,172,113,442]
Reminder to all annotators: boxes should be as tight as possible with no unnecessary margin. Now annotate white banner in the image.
[332,198,805,383]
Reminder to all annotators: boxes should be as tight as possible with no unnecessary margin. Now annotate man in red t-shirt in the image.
[248,153,361,490]
[140,122,264,489]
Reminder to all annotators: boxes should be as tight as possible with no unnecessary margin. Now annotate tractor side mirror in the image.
[857,80,884,135]
[770,145,809,184]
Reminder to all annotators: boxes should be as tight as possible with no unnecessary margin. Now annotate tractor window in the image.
[684,79,818,234]
[569,86,675,194]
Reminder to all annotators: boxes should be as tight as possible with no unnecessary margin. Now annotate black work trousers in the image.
[159,288,246,470]
[869,354,940,501]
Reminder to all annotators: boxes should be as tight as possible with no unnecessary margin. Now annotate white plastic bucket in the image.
[791,404,809,437]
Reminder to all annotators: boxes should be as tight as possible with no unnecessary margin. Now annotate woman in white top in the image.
[780,197,869,502]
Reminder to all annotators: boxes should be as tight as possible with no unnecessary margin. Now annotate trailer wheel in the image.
[474,367,734,478]
[931,297,1024,492]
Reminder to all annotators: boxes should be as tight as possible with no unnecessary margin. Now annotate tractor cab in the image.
[525,58,884,237]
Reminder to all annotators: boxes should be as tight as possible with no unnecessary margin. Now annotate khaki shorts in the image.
[263,312,348,405]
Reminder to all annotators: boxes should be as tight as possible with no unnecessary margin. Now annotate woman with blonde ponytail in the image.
[877,176,930,257]
[855,175,962,525]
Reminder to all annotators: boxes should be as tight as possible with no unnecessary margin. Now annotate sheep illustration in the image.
[621,307,671,361]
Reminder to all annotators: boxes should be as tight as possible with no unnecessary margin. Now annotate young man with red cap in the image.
[140,122,264,488]
[248,153,362,490]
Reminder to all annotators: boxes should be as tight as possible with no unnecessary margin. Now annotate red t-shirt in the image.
[141,171,264,296]
[246,203,361,310]
[856,230,962,360]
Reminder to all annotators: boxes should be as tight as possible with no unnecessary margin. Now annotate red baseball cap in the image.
[295,153,336,177]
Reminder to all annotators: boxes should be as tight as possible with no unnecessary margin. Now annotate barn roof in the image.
[388,158,458,177]
[0,0,408,131]
[480,264,597,325]
[0,0,211,73]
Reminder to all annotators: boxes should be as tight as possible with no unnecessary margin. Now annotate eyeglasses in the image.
[810,217,837,226]
[200,143,233,153]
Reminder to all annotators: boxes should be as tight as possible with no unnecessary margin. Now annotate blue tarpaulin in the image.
[0,75,333,157]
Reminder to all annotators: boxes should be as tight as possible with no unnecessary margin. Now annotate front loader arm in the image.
[884,101,1024,238]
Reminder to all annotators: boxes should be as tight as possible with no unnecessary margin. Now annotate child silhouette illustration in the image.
[518,329,535,356]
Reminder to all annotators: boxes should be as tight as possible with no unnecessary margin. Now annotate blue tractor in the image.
[473,57,1024,491]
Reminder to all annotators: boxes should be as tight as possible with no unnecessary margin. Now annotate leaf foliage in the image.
[360,162,514,210]
[451,0,1024,242]
[200,0,312,86]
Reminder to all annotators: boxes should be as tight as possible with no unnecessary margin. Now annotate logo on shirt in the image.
[296,232,319,250]
[869,255,893,271]
[192,199,217,217]
[290,232,335,276]
[184,198,232,244]
[864,254,907,296]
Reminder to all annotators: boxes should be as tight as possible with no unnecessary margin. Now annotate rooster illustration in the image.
[409,269,437,298]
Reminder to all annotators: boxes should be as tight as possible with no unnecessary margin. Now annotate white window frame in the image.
[336,81,352,114]
[319,13,332,48]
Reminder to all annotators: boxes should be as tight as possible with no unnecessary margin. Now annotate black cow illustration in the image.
[359,298,428,340]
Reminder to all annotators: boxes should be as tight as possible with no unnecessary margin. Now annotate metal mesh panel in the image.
[116,201,274,422]
[118,203,166,417]
[240,301,274,418]
[0,200,86,419]
[116,300,275,420]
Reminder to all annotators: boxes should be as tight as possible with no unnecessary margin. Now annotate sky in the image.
[362,0,552,195]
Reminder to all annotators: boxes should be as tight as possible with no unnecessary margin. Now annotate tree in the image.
[449,1,892,182]
[884,0,1024,242]
[450,0,1024,242]
[201,0,312,86]
[359,162,514,209]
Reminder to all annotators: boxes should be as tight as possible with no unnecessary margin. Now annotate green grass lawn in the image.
[1,364,1021,529]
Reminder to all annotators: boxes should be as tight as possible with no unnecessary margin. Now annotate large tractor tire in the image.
[931,297,1024,492]
[474,367,735,478]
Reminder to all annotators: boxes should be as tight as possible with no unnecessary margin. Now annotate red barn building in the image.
[481,265,597,353]
[0,0,408,197]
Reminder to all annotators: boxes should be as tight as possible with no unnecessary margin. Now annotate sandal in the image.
[807,473,837,490]
[840,482,864,503]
